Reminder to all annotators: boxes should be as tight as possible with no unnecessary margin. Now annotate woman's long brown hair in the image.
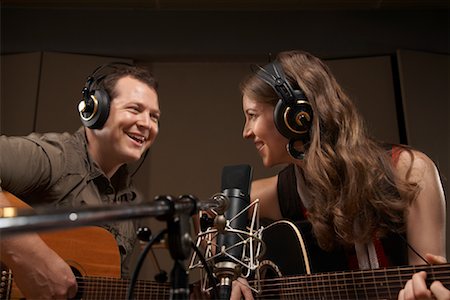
[241,50,419,250]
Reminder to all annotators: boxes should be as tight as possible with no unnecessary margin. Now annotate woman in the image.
[234,50,448,299]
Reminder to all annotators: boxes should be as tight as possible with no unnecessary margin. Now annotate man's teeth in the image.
[128,134,145,143]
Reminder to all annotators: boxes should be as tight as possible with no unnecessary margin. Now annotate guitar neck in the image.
[253,264,450,299]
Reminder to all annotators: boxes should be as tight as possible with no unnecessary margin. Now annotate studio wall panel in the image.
[1,53,41,135]
[327,56,400,143]
[397,50,449,197]
[35,52,132,133]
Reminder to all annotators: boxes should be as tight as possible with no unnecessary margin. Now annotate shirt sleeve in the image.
[0,134,63,197]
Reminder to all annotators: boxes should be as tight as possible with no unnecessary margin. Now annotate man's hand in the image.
[2,234,77,299]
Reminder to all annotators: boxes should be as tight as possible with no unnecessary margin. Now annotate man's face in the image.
[95,76,160,165]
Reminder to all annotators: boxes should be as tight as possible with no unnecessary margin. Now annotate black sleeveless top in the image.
[277,163,408,272]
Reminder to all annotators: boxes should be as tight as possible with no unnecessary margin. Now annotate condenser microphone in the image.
[215,164,252,300]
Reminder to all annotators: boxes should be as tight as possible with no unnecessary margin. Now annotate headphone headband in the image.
[255,61,307,105]
[83,62,133,93]
[254,60,313,160]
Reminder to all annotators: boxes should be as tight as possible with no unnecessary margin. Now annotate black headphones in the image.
[78,62,132,129]
[255,61,313,159]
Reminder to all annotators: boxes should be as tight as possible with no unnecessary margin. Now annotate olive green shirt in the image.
[0,127,142,277]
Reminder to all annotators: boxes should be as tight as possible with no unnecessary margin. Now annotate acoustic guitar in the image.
[0,191,170,300]
[254,220,450,299]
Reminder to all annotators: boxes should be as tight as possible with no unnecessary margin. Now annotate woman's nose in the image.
[242,123,253,139]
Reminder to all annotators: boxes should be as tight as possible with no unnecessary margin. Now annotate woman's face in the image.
[242,94,292,167]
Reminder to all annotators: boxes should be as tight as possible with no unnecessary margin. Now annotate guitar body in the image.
[257,220,348,299]
[1,227,121,300]
[41,226,121,278]
[258,220,310,279]
[259,220,348,276]
[0,192,170,300]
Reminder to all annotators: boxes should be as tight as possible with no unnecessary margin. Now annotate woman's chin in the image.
[262,158,275,168]
[262,155,289,168]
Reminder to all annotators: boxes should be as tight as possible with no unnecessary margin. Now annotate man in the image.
[0,63,160,298]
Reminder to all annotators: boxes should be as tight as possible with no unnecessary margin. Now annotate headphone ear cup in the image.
[274,99,313,140]
[79,89,110,129]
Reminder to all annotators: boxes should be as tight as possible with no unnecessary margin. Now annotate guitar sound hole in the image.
[258,261,283,300]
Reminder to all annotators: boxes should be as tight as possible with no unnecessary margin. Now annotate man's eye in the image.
[150,114,160,122]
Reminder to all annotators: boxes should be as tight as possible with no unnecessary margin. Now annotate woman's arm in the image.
[396,150,448,299]
[250,175,283,221]
[399,150,446,264]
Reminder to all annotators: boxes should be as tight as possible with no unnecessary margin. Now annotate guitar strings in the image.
[74,276,170,298]
[253,274,450,299]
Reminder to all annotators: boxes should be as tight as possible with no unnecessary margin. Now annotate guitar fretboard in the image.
[253,264,450,299]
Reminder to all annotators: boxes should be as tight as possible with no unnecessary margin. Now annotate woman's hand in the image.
[230,278,254,300]
[398,254,450,300]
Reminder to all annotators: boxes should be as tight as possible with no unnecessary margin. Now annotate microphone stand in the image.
[155,195,198,300]
[0,194,227,238]
[0,197,171,237]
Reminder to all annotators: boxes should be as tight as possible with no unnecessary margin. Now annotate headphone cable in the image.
[131,148,150,177]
